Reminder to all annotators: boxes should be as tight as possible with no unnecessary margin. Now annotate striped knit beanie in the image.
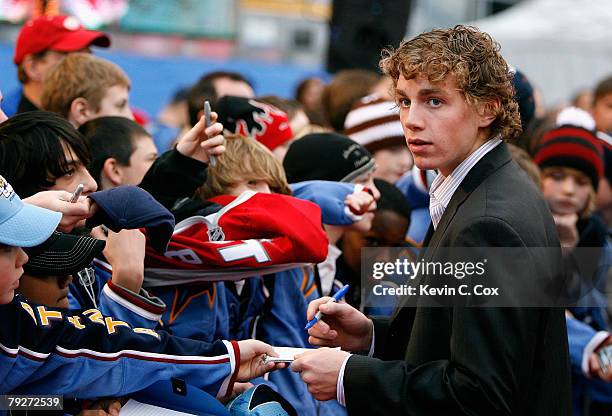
[343,94,405,153]
[534,124,603,189]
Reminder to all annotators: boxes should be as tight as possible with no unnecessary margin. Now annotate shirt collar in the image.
[429,137,502,218]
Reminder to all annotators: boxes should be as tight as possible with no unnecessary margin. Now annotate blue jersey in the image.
[148,281,232,342]
[0,296,239,400]
[254,267,346,416]
[68,259,165,330]
[564,225,612,414]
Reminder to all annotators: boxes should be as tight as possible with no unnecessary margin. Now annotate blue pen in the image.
[304,285,350,330]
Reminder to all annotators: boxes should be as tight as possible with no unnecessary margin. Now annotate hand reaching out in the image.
[236,339,286,381]
[24,191,96,232]
[589,335,612,382]
[345,189,376,216]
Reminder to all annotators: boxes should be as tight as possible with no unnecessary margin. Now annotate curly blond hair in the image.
[379,25,521,140]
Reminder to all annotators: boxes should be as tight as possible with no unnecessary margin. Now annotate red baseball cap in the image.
[14,15,111,65]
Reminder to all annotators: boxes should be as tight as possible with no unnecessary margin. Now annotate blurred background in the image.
[1,0,610,119]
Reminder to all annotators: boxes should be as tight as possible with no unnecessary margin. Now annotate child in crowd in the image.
[80,116,158,188]
[200,134,346,416]
[284,132,379,302]
[14,230,126,414]
[18,232,105,309]
[41,53,133,127]
[144,134,367,415]
[0,111,160,324]
[592,75,612,135]
[0,174,282,405]
[344,94,413,184]
[534,120,612,415]
[142,132,323,344]
[337,178,414,315]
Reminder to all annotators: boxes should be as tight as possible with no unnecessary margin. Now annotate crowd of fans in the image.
[0,13,611,416]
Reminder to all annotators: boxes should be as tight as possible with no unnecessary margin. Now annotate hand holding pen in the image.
[305,285,375,353]
[305,285,350,330]
[23,187,93,232]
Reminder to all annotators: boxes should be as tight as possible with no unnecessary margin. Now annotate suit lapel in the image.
[387,143,514,346]
[422,224,434,247]
[426,186,469,252]
[423,142,513,252]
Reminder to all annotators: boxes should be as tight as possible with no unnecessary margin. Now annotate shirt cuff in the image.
[582,331,611,376]
[219,340,240,399]
[368,325,375,357]
[344,205,364,222]
[336,354,352,407]
[103,281,165,321]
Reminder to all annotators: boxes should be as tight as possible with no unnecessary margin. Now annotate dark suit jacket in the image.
[344,143,572,415]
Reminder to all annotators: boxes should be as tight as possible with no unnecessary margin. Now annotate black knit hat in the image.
[283,132,375,183]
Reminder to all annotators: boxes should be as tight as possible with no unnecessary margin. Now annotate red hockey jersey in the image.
[144,191,328,286]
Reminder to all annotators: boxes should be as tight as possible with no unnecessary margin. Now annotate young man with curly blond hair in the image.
[292,25,572,415]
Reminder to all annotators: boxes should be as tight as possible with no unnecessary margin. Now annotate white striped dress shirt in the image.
[429,138,502,229]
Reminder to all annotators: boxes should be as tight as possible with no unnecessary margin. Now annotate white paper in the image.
[263,346,339,363]
[119,399,196,416]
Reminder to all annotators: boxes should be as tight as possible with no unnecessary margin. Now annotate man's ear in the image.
[102,158,123,187]
[22,55,43,81]
[477,98,500,128]
[69,97,92,127]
